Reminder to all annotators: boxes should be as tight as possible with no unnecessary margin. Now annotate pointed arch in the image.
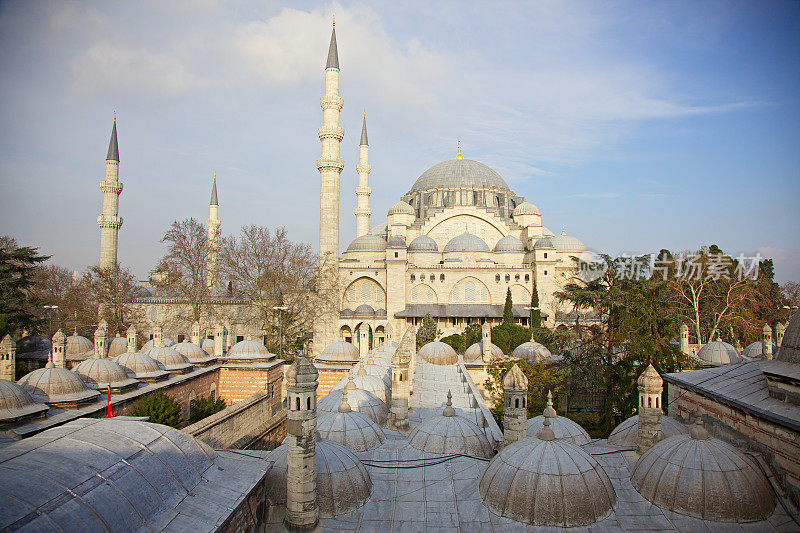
[450,276,490,304]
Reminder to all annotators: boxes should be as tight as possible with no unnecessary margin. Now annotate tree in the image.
[416,313,439,349]
[491,322,530,355]
[86,263,145,334]
[530,280,541,330]
[0,236,50,336]
[503,287,514,324]
[131,391,183,428]
[189,394,226,423]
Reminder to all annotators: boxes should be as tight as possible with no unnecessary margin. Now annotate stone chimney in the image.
[214,323,225,357]
[153,324,164,348]
[482,322,492,363]
[0,334,16,381]
[126,324,137,353]
[637,364,663,454]
[94,319,107,358]
[776,321,786,347]
[502,364,528,445]
[763,323,773,359]
[191,321,201,346]
[679,323,690,356]
[52,329,67,369]
[390,326,415,430]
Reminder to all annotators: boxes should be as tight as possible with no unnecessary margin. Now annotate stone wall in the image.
[317,367,350,399]
[218,362,284,404]
[217,470,270,533]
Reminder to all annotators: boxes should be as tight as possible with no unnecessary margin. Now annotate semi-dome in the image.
[512,201,540,216]
[318,387,388,425]
[227,340,273,360]
[369,223,388,237]
[696,341,742,366]
[551,230,586,252]
[173,340,215,364]
[386,235,406,248]
[742,340,778,360]
[316,388,385,451]
[388,200,415,215]
[66,332,93,356]
[140,337,176,352]
[265,437,372,517]
[463,342,503,363]
[417,341,458,365]
[493,235,525,253]
[145,346,193,373]
[107,336,128,358]
[0,379,48,423]
[346,234,387,252]
[608,414,688,446]
[408,234,439,252]
[533,237,555,250]
[407,391,494,458]
[410,158,510,193]
[480,414,616,526]
[526,392,591,445]
[18,365,100,407]
[332,370,389,403]
[443,232,490,253]
[72,358,138,391]
[512,341,552,362]
[778,309,800,362]
[317,341,360,363]
[114,352,170,381]
[631,421,775,522]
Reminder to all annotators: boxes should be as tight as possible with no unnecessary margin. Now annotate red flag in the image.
[107,386,113,418]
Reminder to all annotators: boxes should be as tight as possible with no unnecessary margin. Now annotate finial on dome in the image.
[442,389,456,417]
[357,365,367,376]
[537,415,555,441]
[332,15,335,27]
[543,390,557,418]
[346,371,356,390]
[690,418,709,440]
[339,385,351,413]
[367,354,375,365]
[456,140,464,160]
[561,225,566,235]
[45,351,54,369]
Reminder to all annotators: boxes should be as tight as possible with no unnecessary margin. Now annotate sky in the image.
[0,0,798,282]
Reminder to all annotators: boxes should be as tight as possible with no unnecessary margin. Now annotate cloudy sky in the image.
[1,1,798,282]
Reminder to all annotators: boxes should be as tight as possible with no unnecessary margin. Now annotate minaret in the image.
[390,326,415,430]
[0,334,16,381]
[285,350,319,529]
[206,173,221,289]
[637,364,663,454]
[502,364,528,445]
[52,329,67,369]
[313,21,345,357]
[762,323,773,359]
[354,113,372,237]
[97,115,123,270]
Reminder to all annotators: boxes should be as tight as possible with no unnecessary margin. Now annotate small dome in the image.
[607,415,688,446]
[114,352,169,381]
[417,341,458,365]
[369,223,388,237]
[407,391,494,458]
[333,370,389,403]
[493,235,525,253]
[479,421,616,527]
[318,387,388,425]
[443,232,490,253]
[388,200,415,215]
[340,308,354,317]
[18,367,100,406]
[316,389,385,451]
[696,341,742,366]
[173,341,214,363]
[410,158,510,193]
[107,336,128,358]
[227,340,273,360]
[139,337,176,352]
[72,358,138,390]
[17,334,52,358]
[352,357,392,387]
[346,234,387,253]
[513,201,540,216]
[463,342,503,363]
[265,438,372,517]
[533,237,555,250]
[742,340,777,360]
[0,379,48,423]
[777,309,800,363]
[66,333,93,357]
[551,230,586,252]
[354,304,376,317]
[317,341,360,363]
[512,341,552,362]
[387,235,406,248]
[526,411,591,445]
[145,347,193,372]
[200,338,214,354]
[408,235,439,253]
[631,422,775,522]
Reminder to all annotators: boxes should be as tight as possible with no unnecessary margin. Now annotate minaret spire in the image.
[206,172,221,288]
[326,20,339,70]
[107,114,119,161]
[98,115,124,271]
[355,112,372,237]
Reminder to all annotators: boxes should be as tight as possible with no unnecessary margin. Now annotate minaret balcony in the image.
[97,215,123,229]
[100,182,123,194]
[354,207,372,216]
[356,162,371,174]
[355,186,371,196]
[320,95,343,111]
[317,157,344,172]
[318,125,344,141]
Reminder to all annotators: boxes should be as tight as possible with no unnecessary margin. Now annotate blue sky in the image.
[1,1,798,282]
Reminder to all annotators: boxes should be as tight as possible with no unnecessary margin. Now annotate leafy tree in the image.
[440,322,488,354]
[131,391,183,428]
[440,334,464,354]
[530,280,541,330]
[0,236,50,336]
[491,322,530,355]
[189,394,226,423]
[503,287,514,324]
[416,313,439,350]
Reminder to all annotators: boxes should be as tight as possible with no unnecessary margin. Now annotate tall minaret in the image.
[97,115,123,270]
[354,114,371,237]
[206,173,221,288]
[313,20,344,357]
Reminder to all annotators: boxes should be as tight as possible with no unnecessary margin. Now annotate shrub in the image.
[131,390,182,428]
[189,394,226,423]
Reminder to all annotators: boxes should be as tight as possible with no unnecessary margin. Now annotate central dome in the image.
[410,158,510,193]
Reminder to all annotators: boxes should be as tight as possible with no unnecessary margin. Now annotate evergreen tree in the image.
[131,391,183,428]
[530,280,541,330]
[189,394,226,423]
[416,313,439,350]
[0,236,50,336]
[503,287,514,324]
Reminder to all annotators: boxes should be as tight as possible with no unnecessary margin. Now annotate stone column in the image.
[191,321,201,346]
[126,325,137,353]
[763,323,773,359]
[0,334,16,382]
[390,326,415,430]
[679,323,690,356]
[285,351,319,529]
[94,319,107,358]
[502,364,529,445]
[52,329,67,369]
[482,322,492,363]
[776,322,786,347]
[637,363,663,454]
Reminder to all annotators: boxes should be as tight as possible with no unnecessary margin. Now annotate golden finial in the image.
[333,15,335,28]
[456,140,464,160]
[113,112,116,122]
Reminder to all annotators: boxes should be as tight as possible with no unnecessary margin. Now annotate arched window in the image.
[648,397,652,408]
[515,398,519,408]
[641,397,644,407]
[399,374,403,382]
[307,397,311,410]
[656,397,660,408]
[295,397,300,411]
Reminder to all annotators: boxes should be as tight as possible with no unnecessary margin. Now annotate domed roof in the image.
[513,201,540,216]
[533,237,555,250]
[410,158,510,193]
[551,230,586,252]
[200,338,214,355]
[352,356,392,387]
[317,341,360,363]
[631,421,775,522]
[696,341,742,366]
[0,379,48,423]
[318,387,388,425]
[173,341,215,363]
[72,358,138,390]
[742,340,777,360]
[18,366,100,406]
[407,391,494,458]
[408,234,439,252]
[66,332,93,357]
[285,354,318,386]
[388,200,415,215]
[607,414,688,446]
[526,392,591,445]
[417,341,458,365]
[114,352,169,380]
[347,234,387,253]
[369,223,388,237]
[16,335,52,359]
[265,437,372,517]
[777,309,800,363]
[316,388,385,451]
[333,370,389,403]
[140,337,176,352]
[463,341,503,363]
[493,235,525,253]
[512,341,552,362]
[479,415,616,526]
[107,336,128,358]
[144,347,193,372]
[386,235,406,248]
[443,232,490,253]
[354,304,376,317]
[227,340,273,360]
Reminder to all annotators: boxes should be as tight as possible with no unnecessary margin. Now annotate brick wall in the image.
[318,367,349,399]
[219,363,284,404]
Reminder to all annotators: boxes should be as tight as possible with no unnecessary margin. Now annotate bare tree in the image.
[86,263,145,334]
[155,218,211,322]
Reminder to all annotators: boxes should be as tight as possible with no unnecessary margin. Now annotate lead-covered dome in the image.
[316,388,385,452]
[18,365,100,407]
[115,352,169,381]
[145,346,193,373]
[388,200,415,215]
[696,341,742,366]
[742,340,777,360]
[493,235,525,253]
[526,393,591,445]
[407,391,494,458]
[140,337,176,352]
[346,234,387,252]
[444,232,490,253]
[318,387,388,425]
[513,202,540,216]
[408,234,439,253]
[551,230,586,252]
[608,414,688,446]
[72,358,138,391]
[410,158,510,193]
[66,332,93,357]
[533,237,555,250]
[512,341,552,362]
[0,379,48,423]
[173,340,216,364]
[107,336,128,358]
[227,340,273,360]
[317,341,360,363]
[417,341,458,365]
[464,341,503,363]
[332,370,389,403]
[265,436,372,517]
[631,421,775,522]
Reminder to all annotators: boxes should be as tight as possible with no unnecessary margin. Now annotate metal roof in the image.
[394,304,546,318]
